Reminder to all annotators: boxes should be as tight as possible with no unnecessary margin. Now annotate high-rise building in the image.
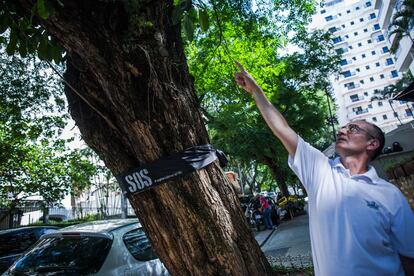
[311,0,413,132]
[375,0,414,74]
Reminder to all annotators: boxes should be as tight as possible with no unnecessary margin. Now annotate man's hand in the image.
[233,60,298,157]
[234,61,260,94]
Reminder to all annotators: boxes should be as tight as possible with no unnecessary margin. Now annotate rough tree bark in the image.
[16,0,275,274]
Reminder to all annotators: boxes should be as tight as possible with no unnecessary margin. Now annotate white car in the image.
[4,219,169,276]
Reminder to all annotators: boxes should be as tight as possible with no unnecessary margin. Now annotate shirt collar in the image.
[331,157,380,184]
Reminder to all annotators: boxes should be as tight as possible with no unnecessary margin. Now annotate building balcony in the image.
[355,108,369,115]
[346,83,361,91]
[351,96,365,102]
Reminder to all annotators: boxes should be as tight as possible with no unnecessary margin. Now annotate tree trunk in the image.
[16,0,275,274]
[42,205,49,224]
[262,157,289,197]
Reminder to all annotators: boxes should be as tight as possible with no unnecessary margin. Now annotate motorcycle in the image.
[246,204,266,231]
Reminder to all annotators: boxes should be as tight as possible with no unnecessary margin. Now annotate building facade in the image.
[311,0,413,132]
[375,0,414,74]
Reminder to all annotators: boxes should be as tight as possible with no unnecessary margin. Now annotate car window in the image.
[123,228,157,261]
[0,229,37,258]
[7,236,112,275]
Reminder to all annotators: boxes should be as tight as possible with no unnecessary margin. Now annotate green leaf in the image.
[6,30,18,55]
[0,13,10,34]
[37,0,50,20]
[183,13,194,41]
[172,7,182,25]
[199,10,209,32]
[38,36,49,60]
[18,41,28,58]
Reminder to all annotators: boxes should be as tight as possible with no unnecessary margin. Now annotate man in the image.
[234,62,414,275]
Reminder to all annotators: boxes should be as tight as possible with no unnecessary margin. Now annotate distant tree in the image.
[0,50,97,224]
[371,72,414,121]
[388,0,414,52]
[188,26,340,196]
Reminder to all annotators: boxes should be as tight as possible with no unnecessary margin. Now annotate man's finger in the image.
[235,61,247,72]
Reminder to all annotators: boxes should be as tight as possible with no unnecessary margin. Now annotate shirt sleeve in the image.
[288,136,330,195]
[390,193,414,258]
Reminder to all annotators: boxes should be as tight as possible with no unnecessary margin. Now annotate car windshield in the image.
[7,235,112,275]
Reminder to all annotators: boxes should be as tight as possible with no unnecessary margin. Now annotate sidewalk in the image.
[253,228,275,247]
[261,215,311,257]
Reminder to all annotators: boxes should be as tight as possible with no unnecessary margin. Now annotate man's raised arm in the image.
[234,61,298,157]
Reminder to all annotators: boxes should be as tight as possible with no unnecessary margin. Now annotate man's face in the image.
[335,121,378,158]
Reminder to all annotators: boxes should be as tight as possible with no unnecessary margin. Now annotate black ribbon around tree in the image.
[117,144,227,196]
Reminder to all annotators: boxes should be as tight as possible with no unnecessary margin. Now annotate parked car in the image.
[0,226,59,274]
[3,219,169,276]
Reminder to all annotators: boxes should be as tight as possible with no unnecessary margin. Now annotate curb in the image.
[259,228,276,247]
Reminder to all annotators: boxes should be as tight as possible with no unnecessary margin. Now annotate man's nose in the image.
[337,127,347,137]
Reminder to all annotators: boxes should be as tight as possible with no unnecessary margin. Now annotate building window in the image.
[342,70,352,77]
[364,92,369,96]
[376,62,380,67]
[345,34,349,38]
[329,27,338,33]
[347,10,351,13]
[368,104,373,108]
[344,82,356,89]
[321,9,326,14]
[366,1,372,7]
[356,68,360,72]
[362,54,366,58]
[382,46,389,53]
[360,18,364,22]
[342,24,346,28]
[378,101,383,106]
[340,59,348,66]
[350,94,359,102]
[325,15,334,21]
[349,45,353,49]
[369,13,376,19]
[350,21,355,25]
[364,28,368,32]
[367,39,372,44]
[391,70,399,78]
[371,50,376,55]
[360,80,365,84]
[380,74,385,79]
[365,65,370,69]
[373,23,380,30]
[338,13,342,16]
[383,114,388,120]
[352,56,357,61]
[377,34,385,42]
[386,58,394,65]
[336,48,345,54]
[358,42,362,47]
[356,6,360,10]
[372,117,377,122]
[354,32,358,36]
[406,109,413,116]
[370,77,374,82]
[332,37,343,44]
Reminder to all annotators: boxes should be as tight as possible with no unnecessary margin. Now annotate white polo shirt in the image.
[288,137,414,276]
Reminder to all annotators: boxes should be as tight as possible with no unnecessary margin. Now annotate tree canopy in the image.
[0,50,96,210]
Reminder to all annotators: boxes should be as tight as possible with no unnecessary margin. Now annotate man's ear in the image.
[367,138,380,151]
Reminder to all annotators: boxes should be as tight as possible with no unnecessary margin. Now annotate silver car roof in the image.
[57,218,140,233]
[40,219,140,240]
